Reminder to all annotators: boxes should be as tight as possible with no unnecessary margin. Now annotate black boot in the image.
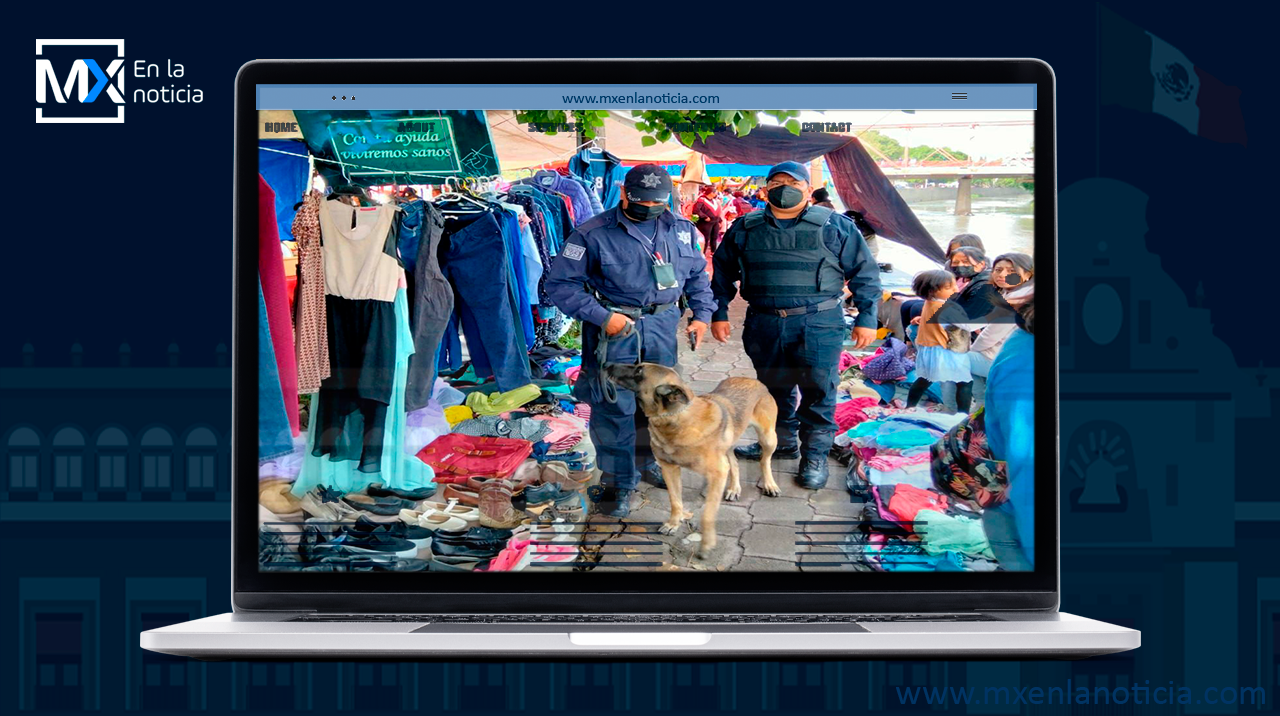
[796,457,830,490]
[733,442,801,461]
[587,483,635,518]
[641,464,667,490]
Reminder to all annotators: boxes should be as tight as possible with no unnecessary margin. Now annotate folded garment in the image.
[915,510,995,559]
[838,351,858,373]
[452,415,551,442]
[433,378,466,408]
[887,483,950,523]
[532,415,586,444]
[864,452,931,472]
[876,429,939,449]
[544,356,582,374]
[565,365,582,384]
[416,434,533,479]
[444,405,473,426]
[867,463,934,490]
[465,384,542,416]
[834,397,879,432]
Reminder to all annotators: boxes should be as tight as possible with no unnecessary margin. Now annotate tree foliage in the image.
[514,110,804,144]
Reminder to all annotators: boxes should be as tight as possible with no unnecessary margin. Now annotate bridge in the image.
[839,119,1035,214]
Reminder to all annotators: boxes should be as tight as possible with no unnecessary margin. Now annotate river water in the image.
[874,193,1035,291]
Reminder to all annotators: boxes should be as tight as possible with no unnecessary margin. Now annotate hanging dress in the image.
[305,201,401,475]
[292,189,329,394]
[293,284,434,495]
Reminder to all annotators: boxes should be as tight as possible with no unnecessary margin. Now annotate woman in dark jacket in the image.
[946,246,1003,322]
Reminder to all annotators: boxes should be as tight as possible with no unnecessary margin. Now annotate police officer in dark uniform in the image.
[710,161,880,489]
[545,164,715,518]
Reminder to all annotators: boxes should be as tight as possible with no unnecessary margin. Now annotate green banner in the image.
[293,110,499,185]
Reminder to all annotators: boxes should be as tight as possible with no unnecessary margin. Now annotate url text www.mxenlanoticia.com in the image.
[560,93,720,105]
[897,682,1266,708]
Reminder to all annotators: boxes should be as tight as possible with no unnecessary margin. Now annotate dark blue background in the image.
[6,1,1276,713]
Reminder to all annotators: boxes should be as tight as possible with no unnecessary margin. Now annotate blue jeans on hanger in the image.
[440,213,533,391]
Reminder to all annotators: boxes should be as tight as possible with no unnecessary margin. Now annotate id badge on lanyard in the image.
[652,260,678,290]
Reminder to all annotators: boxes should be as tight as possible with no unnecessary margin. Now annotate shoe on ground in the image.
[341,531,419,560]
[796,457,830,490]
[366,482,437,501]
[592,486,634,519]
[733,443,801,461]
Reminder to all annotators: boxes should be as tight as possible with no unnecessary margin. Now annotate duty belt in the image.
[593,298,677,403]
[748,297,842,318]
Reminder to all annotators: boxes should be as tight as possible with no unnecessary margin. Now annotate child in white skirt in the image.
[906,270,973,413]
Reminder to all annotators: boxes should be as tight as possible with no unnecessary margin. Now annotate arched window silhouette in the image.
[184,428,218,492]
[96,427,129,491]
[51,427,85,490]
[140,428,173,491]
[7,427,40,490]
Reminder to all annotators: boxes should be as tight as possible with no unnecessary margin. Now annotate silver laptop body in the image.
[141,58,1138,660]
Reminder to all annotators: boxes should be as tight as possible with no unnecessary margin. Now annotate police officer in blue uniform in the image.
[710,161,880,489]
[545,164,715,518]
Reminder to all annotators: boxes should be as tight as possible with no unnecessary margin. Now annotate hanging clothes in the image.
[309,200,402,472]
[292,189,329,395]
[438,210,533,391]
[568,147,628,209]
[293,287,435,494]
[258,175,300,436]
[397,199,453,412]
[516,170,595,227]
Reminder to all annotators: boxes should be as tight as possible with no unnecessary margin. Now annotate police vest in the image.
[737,206,845,301]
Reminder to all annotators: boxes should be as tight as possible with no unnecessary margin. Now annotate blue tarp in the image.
[258,140,309,243]
[661,163,771,178]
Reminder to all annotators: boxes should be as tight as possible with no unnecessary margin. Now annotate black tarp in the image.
[687,126,944,262]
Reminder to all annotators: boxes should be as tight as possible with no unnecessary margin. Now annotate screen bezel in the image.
[234,58,1058,613]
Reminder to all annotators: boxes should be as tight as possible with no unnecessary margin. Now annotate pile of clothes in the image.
[258,363,599,572]
[839,338,943,406]
[840,411,1000,572]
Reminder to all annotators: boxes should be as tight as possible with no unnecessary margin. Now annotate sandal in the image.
[415,498,480,522]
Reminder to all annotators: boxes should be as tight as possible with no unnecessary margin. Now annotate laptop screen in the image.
[254,83,1038,575]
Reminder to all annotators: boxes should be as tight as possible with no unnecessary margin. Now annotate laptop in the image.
[140,58,1139,659]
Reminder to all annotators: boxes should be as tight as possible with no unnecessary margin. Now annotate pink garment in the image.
[573,404,591,423]
[887,484,950,523]
[864,452,931,472]
[258,175,300,436]
[838,351,857,373]
[532,415,584,445]
[548,434,582,452]
[834,397,879,432]
[565,365,582,383]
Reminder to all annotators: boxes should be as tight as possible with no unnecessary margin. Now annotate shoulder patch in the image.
[562,243,586,261]
[676,229,692,246]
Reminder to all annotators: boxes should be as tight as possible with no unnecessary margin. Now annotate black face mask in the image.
[767,185,805,210]
[949,265,977,279]
[624,203,666,222]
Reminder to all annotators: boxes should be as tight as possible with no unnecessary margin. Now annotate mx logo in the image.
[36,39,126,123]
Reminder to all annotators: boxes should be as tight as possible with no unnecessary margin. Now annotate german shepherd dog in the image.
[604,362,781,558]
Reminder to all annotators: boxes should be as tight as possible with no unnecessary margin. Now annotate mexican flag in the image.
[1099,4,1247,146]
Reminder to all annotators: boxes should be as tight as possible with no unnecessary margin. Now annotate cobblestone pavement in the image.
[583,298,866,572]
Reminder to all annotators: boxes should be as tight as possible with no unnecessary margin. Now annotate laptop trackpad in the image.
[570,632,711,646]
